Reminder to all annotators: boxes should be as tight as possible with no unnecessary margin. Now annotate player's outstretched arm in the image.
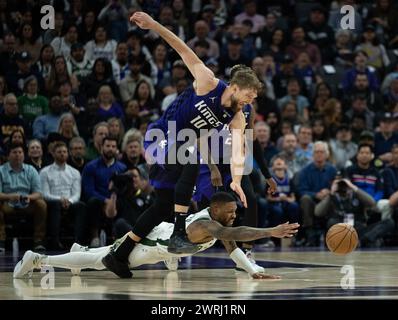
[130,11,217,94]
[190,220,299,242]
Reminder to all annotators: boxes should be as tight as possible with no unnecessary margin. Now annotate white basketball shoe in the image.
[13,251,43,278]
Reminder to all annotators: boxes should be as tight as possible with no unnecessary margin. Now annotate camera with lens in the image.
[336,179,349,196]
[110,172,134,196]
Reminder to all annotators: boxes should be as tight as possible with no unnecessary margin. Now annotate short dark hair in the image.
[210,192,236,205]
[7,143,25,155]
[102,136,118,146]
[53,141,67,152]
[358,143,373,153]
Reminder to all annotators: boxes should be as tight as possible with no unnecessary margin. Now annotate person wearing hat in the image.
[187,20,220,59]
[6,51,44,96]
[356,24,390,71]
[218,34,249,78]
[330,124,358,170]
[374,112,398,163]
[302,5,335,64]
[67,42,93,81]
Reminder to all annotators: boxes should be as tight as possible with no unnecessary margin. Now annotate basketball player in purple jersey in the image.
[102,11,266,278]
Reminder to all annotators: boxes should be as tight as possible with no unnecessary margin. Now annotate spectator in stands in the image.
[298,141,337,246]
[96,85,124,122]
[273,54,305,99]
[312,82,332,114]
[333,29,354,69]
[80,57,119,100]
[120,134,146,170]
[119,55,155,104]
[148,42,171,87]
[43,12,64,44]
[344,72,384,113]
[111,42,130,85]
[50,24,79,57]
[294,52,318,95]
[0,76,8,112]
[330,124,358,170]
[278,133,306,179]
[374,112,398,164]
[302,5,335,64]
[25,139,48,172]
[287,26,322,68]
[161,77,190,112]
[187,20,220,59]
[384,76,398,107]
[82,136,126,247]
[234,0,266,34]
[315,174,394,248]
[218,35,249,78]
[379,144,398,222]
[344,94,375,130]
[124,99,141,130]
[57,113,79,146]
[17,75,49,125]
[0,143,47,252]
[342,50,379,93]
[295,124,313,168]
[253,122,278,165]
[266,156,299,229]
[34,44,55,82]
[328,0,363,37]
[66,43,93,82]
[0,33,17,76]
[78,10,97,44]
[46,55,79,96]
[6,51,44,96]
[32,95,63,141]
[98,0,128,42]
[16,22,41,63]
[311,116,329,142]
[158,59,189,98]
[84,25,117,62]
[68,137,87,174]
[346,144,384,205]
[0,93,27,151]
[40,141,87,248]
[86,122,109,162]
[278,77,310,121]
[9,129,27,149]
[132,80,160,122]
[355,24,390,73]
[107,117,125,149]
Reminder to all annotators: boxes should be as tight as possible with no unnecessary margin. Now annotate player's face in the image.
[218,202,237,226]
[231,87,257,112]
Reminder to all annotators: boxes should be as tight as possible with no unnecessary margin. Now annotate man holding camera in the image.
[315,173,394,247]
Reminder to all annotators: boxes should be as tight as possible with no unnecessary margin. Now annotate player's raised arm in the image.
[130,12,217,94]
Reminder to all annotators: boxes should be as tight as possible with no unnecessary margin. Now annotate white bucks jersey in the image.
[141,208,217,256]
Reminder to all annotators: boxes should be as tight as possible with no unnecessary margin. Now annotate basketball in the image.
[326,223,358,255]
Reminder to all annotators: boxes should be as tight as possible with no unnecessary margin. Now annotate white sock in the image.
[41,248,109,271]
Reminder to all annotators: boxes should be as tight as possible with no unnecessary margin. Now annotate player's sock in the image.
[42,251,107,270]
[113,236,136,262]
[173,213,188,235]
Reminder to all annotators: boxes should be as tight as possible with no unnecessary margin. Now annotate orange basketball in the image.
[326,223,358,255]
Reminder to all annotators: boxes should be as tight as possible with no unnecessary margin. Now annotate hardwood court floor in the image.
[1,247,398,300]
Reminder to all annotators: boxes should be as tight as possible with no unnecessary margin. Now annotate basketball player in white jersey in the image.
[14,192,299,279]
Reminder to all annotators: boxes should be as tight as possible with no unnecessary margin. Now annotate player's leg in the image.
[101,188,174,278]
[13,246,111,278]
[168,162,200,254]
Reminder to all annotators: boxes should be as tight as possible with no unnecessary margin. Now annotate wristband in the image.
[229,248,256,275]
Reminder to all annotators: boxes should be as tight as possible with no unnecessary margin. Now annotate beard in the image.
[103,152,115,161]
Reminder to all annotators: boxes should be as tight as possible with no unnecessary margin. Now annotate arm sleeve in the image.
[69,169,81,204]
[253,139,271,179]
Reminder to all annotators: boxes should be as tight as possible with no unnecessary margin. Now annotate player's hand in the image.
[271,222,300,238]
[210,168,223,187]
[251,273,281,280]
[266,178,277,195]
[130,11,157,30]
[230,181,247,208]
